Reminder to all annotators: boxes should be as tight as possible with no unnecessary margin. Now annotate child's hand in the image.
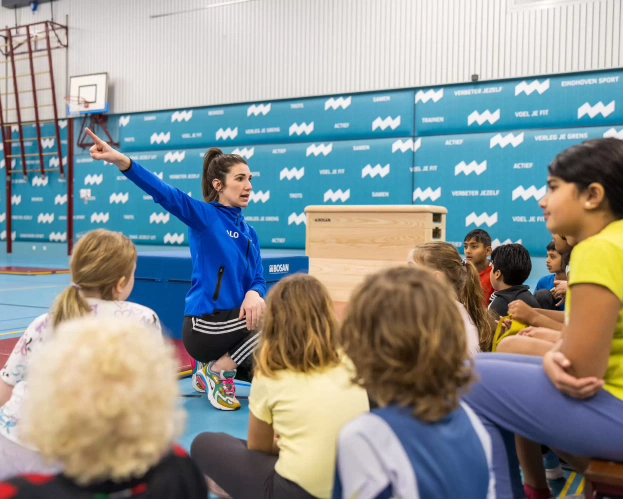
[553,280,568,299]
[507,300,536,325]
[495,317,512,333]
[544,349,604,399]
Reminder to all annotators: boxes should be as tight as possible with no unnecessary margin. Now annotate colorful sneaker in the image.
[195,362,241,411]
[544,450,564,480]
[191,360,206,393]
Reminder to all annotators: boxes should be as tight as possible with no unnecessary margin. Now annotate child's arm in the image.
[247,413,279,456]
[508,301,564,330]
[560,283,618,379]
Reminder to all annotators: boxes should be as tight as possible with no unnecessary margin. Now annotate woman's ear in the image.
[212,178,222,192]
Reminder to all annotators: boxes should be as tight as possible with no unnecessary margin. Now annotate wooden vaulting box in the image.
[305,205,448,303]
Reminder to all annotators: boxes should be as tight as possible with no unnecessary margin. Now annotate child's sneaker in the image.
[191,360,206,393]
[543,450,564,480]
[195,361,241,411]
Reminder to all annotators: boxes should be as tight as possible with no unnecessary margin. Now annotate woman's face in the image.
[215,163,253,208]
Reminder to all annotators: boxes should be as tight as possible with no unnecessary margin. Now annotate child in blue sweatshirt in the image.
[86,128,266,412]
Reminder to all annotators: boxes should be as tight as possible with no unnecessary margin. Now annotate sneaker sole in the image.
[192,374,206,393]
[206,377,240,412]
[545,467,564,480]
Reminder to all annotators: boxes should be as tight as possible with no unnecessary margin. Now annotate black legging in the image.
[190,433,314,499]
[183,308,258,381]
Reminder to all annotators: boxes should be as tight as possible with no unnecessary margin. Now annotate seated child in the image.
[488,243,540,317]
[0,229,162,480]
[534,241,568,311]
[333,266,494,499]
[464,229,494,306]
[191,274,370,499]
[409,241,495,354]
[0,316,207,497]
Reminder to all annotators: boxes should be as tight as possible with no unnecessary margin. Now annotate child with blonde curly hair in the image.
[0,316,206,497]
[333,266,495,499]
[0,230,161,479]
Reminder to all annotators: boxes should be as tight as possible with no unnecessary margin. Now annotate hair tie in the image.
[71,283,81,290]
[462,259,468,267]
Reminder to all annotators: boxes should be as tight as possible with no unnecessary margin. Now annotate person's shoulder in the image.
[97,301,162,331]
[26,313,53,336]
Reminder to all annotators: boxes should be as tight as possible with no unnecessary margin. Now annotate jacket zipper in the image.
[213,266,225,301]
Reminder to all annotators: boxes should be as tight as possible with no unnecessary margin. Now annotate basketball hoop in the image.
[64,95,89,118]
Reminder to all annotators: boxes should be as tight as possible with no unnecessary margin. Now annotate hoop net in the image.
[64,95,89,117]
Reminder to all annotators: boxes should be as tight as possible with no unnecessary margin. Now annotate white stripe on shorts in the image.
[230,333,260,364]
[191,317,248,335]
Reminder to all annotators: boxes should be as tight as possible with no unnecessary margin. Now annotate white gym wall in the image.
[0,0,620,114]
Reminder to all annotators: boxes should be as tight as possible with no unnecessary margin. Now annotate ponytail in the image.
[51,285,92,328]
[461,261,494,352]
[202,148,249,203]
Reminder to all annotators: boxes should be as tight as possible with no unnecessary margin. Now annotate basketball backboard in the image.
[67,73,109,116]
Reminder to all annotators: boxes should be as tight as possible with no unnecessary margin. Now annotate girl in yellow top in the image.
[190,274,369,499]
[464,137,623,499]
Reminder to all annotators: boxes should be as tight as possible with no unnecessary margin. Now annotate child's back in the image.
[334,403,491,499]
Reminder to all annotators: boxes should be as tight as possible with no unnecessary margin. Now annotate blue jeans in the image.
[463,353,623,498]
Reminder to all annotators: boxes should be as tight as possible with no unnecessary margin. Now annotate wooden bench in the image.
[585,460,623,498]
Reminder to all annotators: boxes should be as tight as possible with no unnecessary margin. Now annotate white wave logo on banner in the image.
[11,195,21,205]
[91,212,110,224]
[149,212,170,224]
[306,143,332,156]
[515,79,550,96]
[37,213,55,224]
[247,104,271,116]
[232,147,255,159]
[164,151,186,163]
[325,97,351,110]
[31,175,49,187]
[361,164,390,179]
[49,231,67,242]
[492,238,522,249]
[119,116,131,127]
[512,185,547,201]
[0,158,16,170]
[415,89,444,103]
[455,160,487,176]
[171,110,193,122]
[49,156,67,168]
[287,212,307,226]
[465,212,498,227]
[289,122,314,136]
[54,194,68,205]
[249,190,270,203]
[413,187,442,202]
[324,189,350,203]
[84,174,103,186]
[58,120,68,129]
[109,193,130,204]
[164,233,185,245]
[468,109,500,126]
[280,167,304,181]
[490,132,524,149]
[0,212,5,223]
[392,138,421,153]
[372,116,401,131]
[41,138,55,149]
[216,128,238,140]
[578,101,616,119]
[0,230,16,241]
[604,128,623,140]
[150,132,171,144]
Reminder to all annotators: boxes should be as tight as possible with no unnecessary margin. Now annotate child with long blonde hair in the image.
[409,241,495,353]
[334,266,494,498]
[0,230,161,479]
[191,274,369,499]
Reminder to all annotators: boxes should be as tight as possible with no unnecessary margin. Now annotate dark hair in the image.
[549,138,623,218]
[464,229,492,248]
[490,243,532,286]
[546,241,557,252]
[202,148,248,203]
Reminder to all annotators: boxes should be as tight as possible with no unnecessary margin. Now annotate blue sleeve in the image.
[123,160,211,231]
[248,228,266,298]
[534,275,553,293]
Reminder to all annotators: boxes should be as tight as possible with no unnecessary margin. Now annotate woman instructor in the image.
[86,128,266,412]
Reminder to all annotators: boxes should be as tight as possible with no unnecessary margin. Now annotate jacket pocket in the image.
[213,266,225,301]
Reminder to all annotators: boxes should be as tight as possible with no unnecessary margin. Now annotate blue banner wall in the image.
[412,126,618,252]
[415,70,623,136]
[117,89,415,152]
[72,137,415,249]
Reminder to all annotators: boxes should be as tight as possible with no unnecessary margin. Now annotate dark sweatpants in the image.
[190,433,314,499]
